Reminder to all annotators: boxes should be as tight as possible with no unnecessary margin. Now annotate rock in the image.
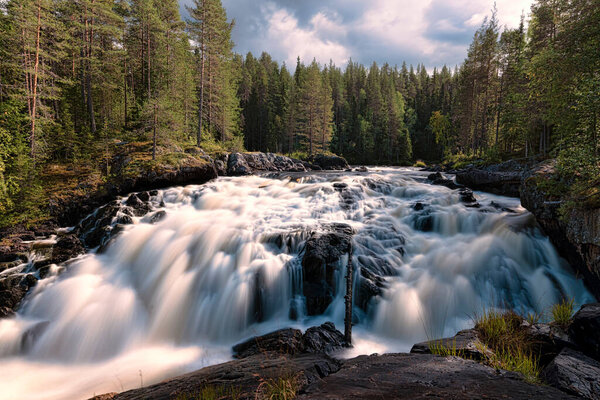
[542,348,600,399]
[298,353,574,400]
[111,353,341,400]
[125,193,151,217]
[308,154,349,171]
[232,328,305,359]
[227,152,253,175]
[410,329,492,361]
[459,188,478,204]
[413,202,425,211]
[525,322,576,366]
[521,161,600,298]
[355,166,368,172]
[302,224,353,315]
[569,303,600,360]
[303,322,345,353]
[427,172,461,190]
[227,153,307,176]
[50,234,85,265]
[233,323,345,359]
[456,168,522,197]
[88,394,118,400]
[76,200,123,248]
[0,273,38,318]
[149,210,167,224]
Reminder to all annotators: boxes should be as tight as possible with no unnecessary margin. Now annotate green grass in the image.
[551,298,575,329]
[429,340,465,358]
[413,160,426,168]
[174,385,241,400]
[473,308,540,383]
[258,375,299,400]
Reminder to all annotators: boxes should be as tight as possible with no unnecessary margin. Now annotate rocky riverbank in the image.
[94,304,600,399]
[426,159,599,299]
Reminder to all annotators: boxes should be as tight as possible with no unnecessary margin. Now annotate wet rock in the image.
[542,348,600,399]
[357,267,386,310]
[125,193,151,217]
[227,152,253,176]
[427,172,461,190]
[302,224,353,315]
[149,210,167,224]
[413,202,425,211]
[233,323,345,359]
[303,322,345,354]
[410,329,492,361]
[0,273,38,318]
[233,328,305,359]
[76,200,122,248]
[308,154,349,171]
[50,234,85,265]
[569,303,600,360]
[456,168,522,197]
[355,166,368,173]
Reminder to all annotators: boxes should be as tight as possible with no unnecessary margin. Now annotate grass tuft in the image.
[258,375,299,400]
[174,385,241,400]
[551,298,575,329]
[429,340,465,358]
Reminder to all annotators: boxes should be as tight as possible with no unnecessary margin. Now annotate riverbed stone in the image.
[569,303,600,360]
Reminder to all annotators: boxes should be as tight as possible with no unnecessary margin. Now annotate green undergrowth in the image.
[258,374,300,400]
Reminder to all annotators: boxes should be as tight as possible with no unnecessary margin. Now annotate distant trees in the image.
[0,0,597,224]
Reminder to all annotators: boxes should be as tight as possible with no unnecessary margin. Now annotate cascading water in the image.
[0,168,594,399]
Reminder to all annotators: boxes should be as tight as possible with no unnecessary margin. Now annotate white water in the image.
[0,168,594,399]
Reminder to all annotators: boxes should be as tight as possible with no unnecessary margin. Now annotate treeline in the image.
[0,0,598,223]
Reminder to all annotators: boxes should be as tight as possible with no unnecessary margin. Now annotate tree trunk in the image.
[30,0,42,158]
[344,247,354,347]
[153,103,158,160]
[196,6,206,147]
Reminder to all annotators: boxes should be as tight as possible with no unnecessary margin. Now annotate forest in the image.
[0,0,598,226]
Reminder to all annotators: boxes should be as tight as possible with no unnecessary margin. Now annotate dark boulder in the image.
[76,200,122,248]
[308,154,349,171]
[149,210,167,224]
[302,224,353,315]
[456,168,522,197]
[542,348,600,399]
[125,193,151,217]
[233,322,345,359]
[50,234,85,265]
[233,328,305,359]
[303,322,345,354]
[569,303,600,360]
[227,152,307,176]
[0,273,38,318]
[427,172,461,190]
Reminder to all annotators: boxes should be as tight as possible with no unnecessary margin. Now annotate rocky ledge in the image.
[96,320,589,400]
[520,161,600,298]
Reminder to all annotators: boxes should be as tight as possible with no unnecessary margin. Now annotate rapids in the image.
[0,168,594,399]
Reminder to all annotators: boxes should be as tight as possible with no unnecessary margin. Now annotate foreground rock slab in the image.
[299,353,575,400]
[107,352,575,400]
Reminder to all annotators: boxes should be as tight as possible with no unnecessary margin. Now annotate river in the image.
[0,168,593,399]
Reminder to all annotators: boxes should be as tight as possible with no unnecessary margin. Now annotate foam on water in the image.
[0,168,594,399]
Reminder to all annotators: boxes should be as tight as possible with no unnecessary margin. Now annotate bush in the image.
[551,298,575,329]
[413,160,426,168]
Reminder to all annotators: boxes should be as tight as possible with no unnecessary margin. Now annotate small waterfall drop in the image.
[0,168,594,399]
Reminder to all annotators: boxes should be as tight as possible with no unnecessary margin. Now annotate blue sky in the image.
[179,0,534,70]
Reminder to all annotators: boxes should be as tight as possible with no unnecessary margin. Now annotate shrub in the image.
[551,298,575,329]
[413,160,426,168]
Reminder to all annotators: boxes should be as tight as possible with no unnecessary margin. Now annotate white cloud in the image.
[263,5,350,67]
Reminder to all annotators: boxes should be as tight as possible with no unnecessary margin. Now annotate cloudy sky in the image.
[179,0,534,70]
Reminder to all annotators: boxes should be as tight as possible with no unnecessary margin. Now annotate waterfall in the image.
[0,168,594,399]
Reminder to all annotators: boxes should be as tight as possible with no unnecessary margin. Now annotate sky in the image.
[179,0,535,70]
